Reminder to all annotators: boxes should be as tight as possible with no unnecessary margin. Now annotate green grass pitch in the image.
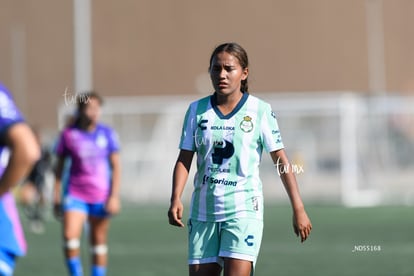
[14,204,413,275]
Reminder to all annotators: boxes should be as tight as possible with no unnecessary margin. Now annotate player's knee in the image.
[91,244,108,255]
[65,239,80,250]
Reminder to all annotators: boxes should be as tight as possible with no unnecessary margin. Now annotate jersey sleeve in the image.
[261,103,284,152]
[179,104,196,151]
[107,127,120,153]
[0,85,25,143]
[55,130,69,157]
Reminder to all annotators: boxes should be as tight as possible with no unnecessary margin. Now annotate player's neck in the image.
[86,123,97,132]
[79,122,97,132]
[214,91,243,115]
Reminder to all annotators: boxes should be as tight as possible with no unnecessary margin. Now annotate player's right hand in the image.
[168,199,185,227]
[53,202,63,220]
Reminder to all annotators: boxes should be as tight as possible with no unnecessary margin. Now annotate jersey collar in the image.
[210,92,249,120]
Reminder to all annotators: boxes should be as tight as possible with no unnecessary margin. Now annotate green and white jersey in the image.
[179,93,284,222]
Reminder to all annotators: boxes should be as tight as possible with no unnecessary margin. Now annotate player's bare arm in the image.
[0,123,40,196]
[106,152,121,214]
[168,149,194,227]
[270,149,312,242]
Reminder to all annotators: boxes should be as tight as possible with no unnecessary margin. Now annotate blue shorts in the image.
[63,195,109,218]
[0,249,15,276]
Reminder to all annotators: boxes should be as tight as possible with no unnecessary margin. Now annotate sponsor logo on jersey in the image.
[211,125,235,131]
[240,116,254,132]
[207,166,230,173]
[272,130,282,144]
[202,174,238,187]
[212,139,234,165]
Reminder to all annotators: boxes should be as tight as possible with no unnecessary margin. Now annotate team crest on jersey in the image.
[96,133,108,148]
[240,116,254,133]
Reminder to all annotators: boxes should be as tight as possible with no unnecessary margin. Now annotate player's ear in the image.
[241,67,249,80]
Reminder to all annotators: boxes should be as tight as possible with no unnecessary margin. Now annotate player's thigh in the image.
[62,196,88,239]
[223,258,251,276]
[189,263,222,276]
[63,210,87,239]
[88,216,110,244]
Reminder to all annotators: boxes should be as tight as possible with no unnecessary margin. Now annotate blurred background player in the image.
[19,127,52,234]
[168,43,312,276]
[53,92,121,276]
[0,82,40,276]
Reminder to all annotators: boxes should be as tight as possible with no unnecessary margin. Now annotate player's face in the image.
[84,97,101,124]
[209,52,248,96]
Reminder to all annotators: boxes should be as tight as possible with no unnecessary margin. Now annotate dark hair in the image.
[209,42,249,93]
[77,91,103,112]
[74,91,103,129]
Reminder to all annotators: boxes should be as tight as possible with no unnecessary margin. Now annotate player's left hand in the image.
[293,209,312,243]
[105,195,121,215]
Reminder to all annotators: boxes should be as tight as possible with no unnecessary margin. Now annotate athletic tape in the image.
[91,244,108,255]
[65,239,80,249]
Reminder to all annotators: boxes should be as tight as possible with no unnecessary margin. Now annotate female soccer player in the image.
[53,92,121,276]
[168,43,312,276]
[0,83,40,276]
